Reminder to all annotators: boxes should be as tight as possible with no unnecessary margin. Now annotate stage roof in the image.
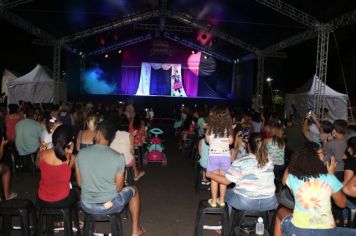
[1,0,356,60]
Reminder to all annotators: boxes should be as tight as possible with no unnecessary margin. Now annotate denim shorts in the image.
[80,187,135,215]
[207,155,231,172]
[225,188,277,212]
[281,215,356,236]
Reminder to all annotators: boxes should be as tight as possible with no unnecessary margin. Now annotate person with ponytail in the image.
[37,125,77,208]
[76,114,98,151]
[206,133,277,212]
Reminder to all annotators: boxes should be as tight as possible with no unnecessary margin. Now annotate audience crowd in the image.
[0,98,355,235]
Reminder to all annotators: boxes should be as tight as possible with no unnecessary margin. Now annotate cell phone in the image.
[307,109,312,117]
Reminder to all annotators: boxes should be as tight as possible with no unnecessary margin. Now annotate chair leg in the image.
[111,216,123,236]
[83,214,90,236]
[62,209,73,236]
[19,209,31,236]
[2,215,12,235]
[194,208,204,236]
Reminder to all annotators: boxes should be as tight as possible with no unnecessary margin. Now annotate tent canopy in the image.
[7,64,66,104]
[285,76,348,121]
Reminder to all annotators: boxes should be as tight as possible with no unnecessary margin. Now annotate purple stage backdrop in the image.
[81,38,232,98]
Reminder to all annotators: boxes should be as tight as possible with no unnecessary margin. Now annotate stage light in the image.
[118,50,122,54]
[100,37,105,46]
[266,77,273,83]
[192,50,195,54]
[204,55,208,59]
[105,54,109,58]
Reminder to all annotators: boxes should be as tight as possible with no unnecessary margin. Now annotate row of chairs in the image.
[195,199,274,236]
[0,198,124,236]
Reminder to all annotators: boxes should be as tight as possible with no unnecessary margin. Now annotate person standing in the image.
[205,106,234,207]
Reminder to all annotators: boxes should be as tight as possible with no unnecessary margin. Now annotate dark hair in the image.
[320,120,333,133]
[118,115,130,132]
[333,119,348,135]
[24,107,35,118]
[132,113,142,130]
[288,141,327,181]
[206,105,233,137]
[347,137,356,157]
[97,121,116,144]
[52,125,73,162]
[8,104,19,114]
[249,133,268,168]
[270,123,285,148]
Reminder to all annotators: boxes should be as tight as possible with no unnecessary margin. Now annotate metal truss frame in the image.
[52,40,62,104]
[313,30,329,117]
[231,63,239,94]
[256,57,264,97]
[0,0,33,8]
[86,34,154,56]
[254,0,318,28]
[62,10,161,43]
[163,32,233,63]
[164,10,260,53]
[134,23,192,33]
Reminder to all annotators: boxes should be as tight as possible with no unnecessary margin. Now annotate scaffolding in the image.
[52,40,62,104]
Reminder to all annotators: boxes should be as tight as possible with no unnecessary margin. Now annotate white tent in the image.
[1,69,18,96]
[285,76,348,121]
[7,64,66,104]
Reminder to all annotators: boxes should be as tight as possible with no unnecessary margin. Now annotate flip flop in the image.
[217,199,225,207]
[134,171,146,181]
[6,192,18,200]
[132,226,145,236]
[208,199,217,207]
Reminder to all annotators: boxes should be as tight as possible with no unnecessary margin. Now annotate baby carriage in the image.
[143,128,167,166]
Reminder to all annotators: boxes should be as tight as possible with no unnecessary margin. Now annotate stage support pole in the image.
[53,40,62,104]
[313,25,330,118]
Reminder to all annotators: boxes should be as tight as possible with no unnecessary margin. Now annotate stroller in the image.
[143,128,167,166]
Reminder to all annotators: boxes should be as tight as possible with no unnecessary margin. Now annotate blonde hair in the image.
[270,123,284,148]
[86,115,98,131]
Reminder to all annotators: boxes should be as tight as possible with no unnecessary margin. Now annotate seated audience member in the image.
[111,116,145,181]
[5,104,23,142]
[342,137,356,224]
[274,141,355,236]
[75,121,144,236]
[230,125,247,161]
[324,119,348,181]
[37,125,77,207]
[15,108,42,156]
[207,133,277,212]
[76,114,98,151]
[0,135,17,200]
[40,117,62,150]
[198,135,209,184]
[57,104,72,126]
[320,120,334,147]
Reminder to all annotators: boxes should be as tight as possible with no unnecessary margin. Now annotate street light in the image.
[266,77,273,83]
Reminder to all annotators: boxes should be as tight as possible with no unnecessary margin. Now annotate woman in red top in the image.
[5,104,23,142]
[37,125,77,208]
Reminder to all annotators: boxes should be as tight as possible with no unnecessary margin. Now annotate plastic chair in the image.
[83,212,123,236]
[0,199,38,236]
[194,200,229,236]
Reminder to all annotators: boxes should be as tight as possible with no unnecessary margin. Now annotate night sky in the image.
[0,0,355,104]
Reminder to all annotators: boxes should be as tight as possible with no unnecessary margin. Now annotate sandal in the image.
[132,226,145,236]
[217,199,225,207]
[134,171,146,181]
[208,199,217,207]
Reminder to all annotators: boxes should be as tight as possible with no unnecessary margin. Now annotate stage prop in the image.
[136,62,187,97]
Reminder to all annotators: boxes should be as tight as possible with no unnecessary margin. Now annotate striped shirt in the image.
[225,154,275,199]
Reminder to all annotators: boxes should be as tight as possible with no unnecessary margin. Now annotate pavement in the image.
[6,122,226,236]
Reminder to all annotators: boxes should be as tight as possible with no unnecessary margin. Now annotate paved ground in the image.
[7,122,225,236]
